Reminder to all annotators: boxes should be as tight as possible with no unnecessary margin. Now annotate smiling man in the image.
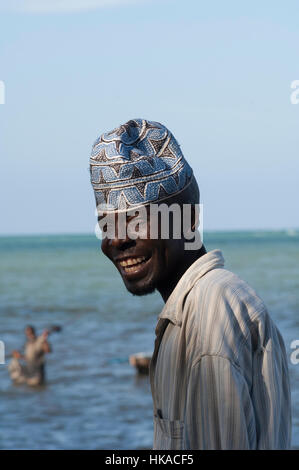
[89,119,291,450]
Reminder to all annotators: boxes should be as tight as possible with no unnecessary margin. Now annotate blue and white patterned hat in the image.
[90,118,193,212]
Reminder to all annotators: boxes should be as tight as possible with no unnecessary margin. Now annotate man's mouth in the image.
[117,255,151,276]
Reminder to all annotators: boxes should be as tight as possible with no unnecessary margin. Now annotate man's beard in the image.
[122,266,167,296]
[127,280,156,297]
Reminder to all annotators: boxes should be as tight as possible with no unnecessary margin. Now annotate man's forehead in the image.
[97,205,151,219]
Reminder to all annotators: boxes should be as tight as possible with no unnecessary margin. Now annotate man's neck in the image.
[158,244,207,303]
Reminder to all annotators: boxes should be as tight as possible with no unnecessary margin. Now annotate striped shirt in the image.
[149,249,292,449]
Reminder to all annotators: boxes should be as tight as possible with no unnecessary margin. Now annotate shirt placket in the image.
[149,318,170,417]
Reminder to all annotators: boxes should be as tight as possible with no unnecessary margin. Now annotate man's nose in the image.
[108,234,135,251]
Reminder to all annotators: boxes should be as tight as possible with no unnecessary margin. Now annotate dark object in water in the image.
[47,325,62,333]
[129,352,152,375]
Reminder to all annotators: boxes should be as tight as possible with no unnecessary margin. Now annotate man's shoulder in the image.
[183,267,271,363]
[192,266,267,319]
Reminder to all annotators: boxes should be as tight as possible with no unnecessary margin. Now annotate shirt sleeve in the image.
[184,355,257,449]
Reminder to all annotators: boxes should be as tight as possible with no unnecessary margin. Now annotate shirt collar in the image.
[158,249,225,327]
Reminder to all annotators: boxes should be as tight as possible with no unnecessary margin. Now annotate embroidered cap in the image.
[90,118,193,212]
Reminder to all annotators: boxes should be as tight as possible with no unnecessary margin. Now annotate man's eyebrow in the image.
[97,210,148,222]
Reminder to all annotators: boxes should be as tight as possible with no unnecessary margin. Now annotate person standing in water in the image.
[9,325,51,386]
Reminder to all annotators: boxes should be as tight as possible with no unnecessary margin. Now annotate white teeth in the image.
[119,256,146,268]
[124,265,138,272]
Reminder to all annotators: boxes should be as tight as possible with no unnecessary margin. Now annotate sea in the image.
[0,231,298,449]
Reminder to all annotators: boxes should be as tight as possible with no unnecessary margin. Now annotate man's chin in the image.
[125,281,156,297]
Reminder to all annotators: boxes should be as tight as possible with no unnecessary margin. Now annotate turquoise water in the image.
[0,231,298,449]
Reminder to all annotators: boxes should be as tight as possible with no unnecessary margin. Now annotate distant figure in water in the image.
[8,325,51,386]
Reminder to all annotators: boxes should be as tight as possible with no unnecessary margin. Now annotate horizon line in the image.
[0,227,298,238]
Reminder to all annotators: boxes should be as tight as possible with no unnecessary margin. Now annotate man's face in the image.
[100,206,184,296]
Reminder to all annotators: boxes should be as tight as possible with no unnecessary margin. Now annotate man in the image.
[90,118,291,449]
[9,326,51,386]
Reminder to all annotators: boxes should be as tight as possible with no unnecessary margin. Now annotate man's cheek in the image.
[101,239,112,259]
[101,239,107,254]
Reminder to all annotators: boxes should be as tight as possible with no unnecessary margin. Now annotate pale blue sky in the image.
[0,0,298,234]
